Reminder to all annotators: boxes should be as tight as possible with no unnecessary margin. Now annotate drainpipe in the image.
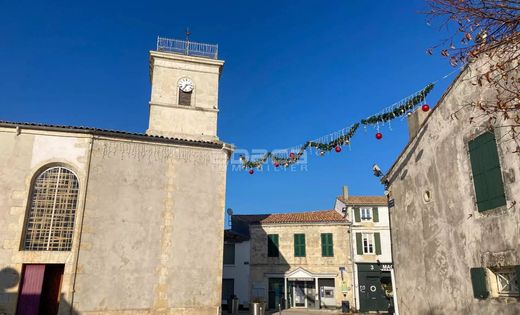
[70,136,94,310]
[386,191,399,315]
[345,207,357,310]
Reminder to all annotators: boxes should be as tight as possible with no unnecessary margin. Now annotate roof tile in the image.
[337,195,387,206]
[233,210,344,225]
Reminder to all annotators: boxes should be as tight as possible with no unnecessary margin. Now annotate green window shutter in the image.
[470,267,489,299]
[469,132,506,212]
[372,207,379,222]
[374,233,381,255]
[354,207,361,222]
[294,234,306,257]
[515,265,520,284]
[268,234,279,257]
[223,243,235,264]
[321,233,333,257]
[356,233,363,255]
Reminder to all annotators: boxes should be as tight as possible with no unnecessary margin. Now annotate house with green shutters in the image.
[232,210,353,310]
[382,55,520,314]
[334,188,394,313]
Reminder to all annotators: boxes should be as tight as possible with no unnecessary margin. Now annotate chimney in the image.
[342,185,349,201]
[407,108,429,140]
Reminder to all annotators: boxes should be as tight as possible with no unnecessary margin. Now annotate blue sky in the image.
[0,1,456,215]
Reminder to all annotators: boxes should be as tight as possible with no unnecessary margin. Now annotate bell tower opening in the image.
[146,36,224,141]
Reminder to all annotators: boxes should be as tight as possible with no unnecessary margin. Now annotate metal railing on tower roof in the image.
[156,36,218,59]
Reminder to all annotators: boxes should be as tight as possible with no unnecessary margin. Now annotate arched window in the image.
[22,166,79,251]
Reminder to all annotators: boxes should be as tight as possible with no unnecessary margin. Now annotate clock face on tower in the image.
[178,78,194,93]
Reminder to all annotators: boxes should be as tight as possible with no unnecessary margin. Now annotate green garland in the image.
[361,83,434,125]
[241,83,434,170]
[240,123,359,169]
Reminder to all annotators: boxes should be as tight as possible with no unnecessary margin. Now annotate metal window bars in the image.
[23,167,79,251]
[156,36,218,59]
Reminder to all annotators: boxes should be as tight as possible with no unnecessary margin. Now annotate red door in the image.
[16,264,46,315]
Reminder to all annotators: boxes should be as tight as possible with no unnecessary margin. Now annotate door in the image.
[359,275,389,312]
[16,265,45,315]
[268,278,284,310]
[16,264,65,315]
[293,281,306,307]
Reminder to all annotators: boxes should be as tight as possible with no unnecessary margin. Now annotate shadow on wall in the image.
[251,225,291,311]
[0,267,79,315]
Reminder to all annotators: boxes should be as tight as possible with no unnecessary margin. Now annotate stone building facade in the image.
[0,38,232,315]
[233,210,353,310]
[384,57,520,314]
[334,189,393,313]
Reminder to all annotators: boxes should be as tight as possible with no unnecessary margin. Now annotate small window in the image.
[223,243,235,265]
[360,208,372,221]
[179,90,192,106]
[362,233,374,254]
[468,131,506,212]
[267,234,279,257]
[321,233,334,257]
[323,288,334,298]
[294,234,306,257]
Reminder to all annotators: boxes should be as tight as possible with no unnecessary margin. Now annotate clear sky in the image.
[1,0,456,215]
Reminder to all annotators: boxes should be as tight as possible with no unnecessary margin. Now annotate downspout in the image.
[345,207,357,310]
[386,191,399,315]
[69,135,95,311]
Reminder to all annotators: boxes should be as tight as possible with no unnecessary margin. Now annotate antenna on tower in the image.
[226,208,233,228]
[185,27,192,55]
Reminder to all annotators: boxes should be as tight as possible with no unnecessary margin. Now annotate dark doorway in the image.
[16,264,65,315]
[268,278,285,310]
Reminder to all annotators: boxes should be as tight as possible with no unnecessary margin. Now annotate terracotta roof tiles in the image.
[337,195,387,206]
[233,210,345,225]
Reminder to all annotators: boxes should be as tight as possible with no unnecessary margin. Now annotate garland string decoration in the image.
[240,82,436,171]
[240,123,359,169]
[360,83,434,125]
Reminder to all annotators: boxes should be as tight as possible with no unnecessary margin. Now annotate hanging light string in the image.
[240,67,463,170]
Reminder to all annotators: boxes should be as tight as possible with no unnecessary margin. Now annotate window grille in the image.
[496,270,519,296]
[23,166,79,251]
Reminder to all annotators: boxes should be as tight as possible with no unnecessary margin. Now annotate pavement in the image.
[235,309,346,315]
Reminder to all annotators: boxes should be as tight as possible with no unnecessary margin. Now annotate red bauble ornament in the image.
[248,169,254,175]
[289,152,295,159]
[335,146,342,153]
[274,162,279,168]
[422,104,430,112]
[375,132,383,140]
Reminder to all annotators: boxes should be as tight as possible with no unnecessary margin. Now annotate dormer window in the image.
[178,77,194,106]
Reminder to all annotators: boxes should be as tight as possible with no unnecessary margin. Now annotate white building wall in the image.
[223,240,250,306]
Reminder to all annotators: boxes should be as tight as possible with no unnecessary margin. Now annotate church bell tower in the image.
[147,36,224,141]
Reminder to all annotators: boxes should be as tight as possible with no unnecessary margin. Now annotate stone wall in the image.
[249,223,353,307]
[0,128,230,315]
[385,59,520,314]
[0,128,92,314]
